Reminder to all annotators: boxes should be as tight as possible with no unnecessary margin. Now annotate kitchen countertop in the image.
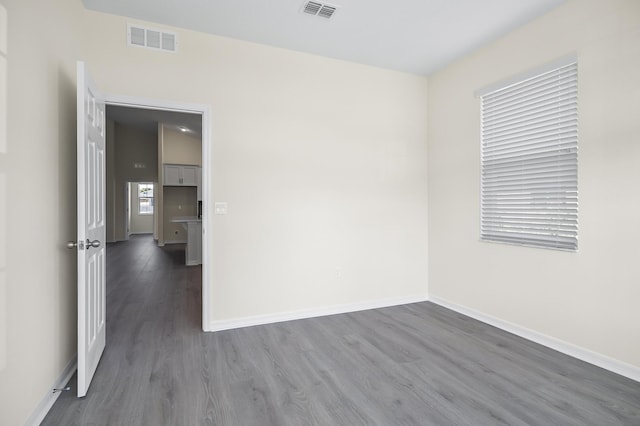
[169,217,202,266]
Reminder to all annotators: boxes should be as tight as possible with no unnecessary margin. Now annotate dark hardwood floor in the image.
[43,235,640,425]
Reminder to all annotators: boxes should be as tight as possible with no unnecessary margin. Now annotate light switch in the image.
[214,202,228,215]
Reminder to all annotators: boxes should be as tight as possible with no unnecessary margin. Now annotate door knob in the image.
[66,241,78,249]
[86,239,101,249]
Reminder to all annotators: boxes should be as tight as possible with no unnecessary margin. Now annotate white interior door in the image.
[76,61,106,398]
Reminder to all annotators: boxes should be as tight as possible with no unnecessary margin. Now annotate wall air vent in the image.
[127,24,178,53]
[302,1,339,19]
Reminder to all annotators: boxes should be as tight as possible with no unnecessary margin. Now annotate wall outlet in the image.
[215,202,228,215]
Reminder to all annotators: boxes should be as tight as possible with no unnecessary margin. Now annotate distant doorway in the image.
[125,182,155,239]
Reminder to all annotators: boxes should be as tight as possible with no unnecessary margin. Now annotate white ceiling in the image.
[83,0,566,76]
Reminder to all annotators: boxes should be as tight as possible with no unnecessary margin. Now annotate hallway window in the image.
[138,183,154,215]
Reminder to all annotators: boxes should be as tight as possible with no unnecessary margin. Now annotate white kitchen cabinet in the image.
[163,164,181,185]
[181,166,197,186]
[163,164,198,186]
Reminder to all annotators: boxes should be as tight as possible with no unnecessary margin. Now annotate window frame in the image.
[137,182,154,216]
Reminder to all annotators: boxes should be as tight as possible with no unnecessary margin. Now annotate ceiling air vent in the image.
[127,24,178,53]
[302,1,339,19]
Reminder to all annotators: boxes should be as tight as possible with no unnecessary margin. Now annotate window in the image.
[479,57,578,251]
[138,183,154,215]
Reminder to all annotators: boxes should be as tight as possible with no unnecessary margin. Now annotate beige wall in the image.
[129,182,154,234]
[0,0,5,388]
[162,126,201,166]
[107,122,157,241]
[0,0,83,424]
[427,0,640,368]
[79,10,429,323]
[114,122,158,182]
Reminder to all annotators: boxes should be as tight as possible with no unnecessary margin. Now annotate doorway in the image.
[126,181,155,240]
[104,96,211,331]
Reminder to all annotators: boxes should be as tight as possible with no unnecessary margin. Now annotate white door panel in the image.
[76,61,106,398]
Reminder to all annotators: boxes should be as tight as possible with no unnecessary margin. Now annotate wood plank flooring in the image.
[42,235,640,425]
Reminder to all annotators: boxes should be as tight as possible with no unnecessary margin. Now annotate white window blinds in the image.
[480,59,578,251]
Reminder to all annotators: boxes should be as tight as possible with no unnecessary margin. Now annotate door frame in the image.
[124,182,130,240]
[105,94,212,331]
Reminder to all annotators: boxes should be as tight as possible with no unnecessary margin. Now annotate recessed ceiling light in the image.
[179,126,188,132]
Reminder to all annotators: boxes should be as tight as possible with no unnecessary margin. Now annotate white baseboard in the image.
[207,294,429,332]
[429,296,640,383]
[25,355,77,426]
